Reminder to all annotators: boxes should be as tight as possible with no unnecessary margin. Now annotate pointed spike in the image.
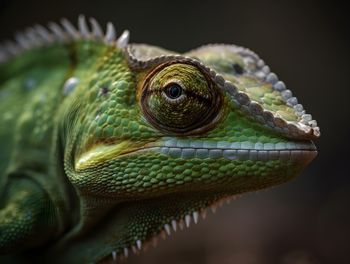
[171,220,177,232]
[78,15,89,37]
[123,247,128,258]
[160,230,167,240]
[33,24,53,43]
[48,22,66,41]
[193,211,199,224]
[200,209,207,219]
[211,205,217,213]
[0,43,8,53]
[164,224,171,235]
[226,198,231,204]
[112,251,117,261]
[131,245,137,254]
[152,236,158,247]
[185,215,191,227]
[116,29,129,48]
[0,49,8,63]
[0,44,5,53]
[89,17,103,38]
[136,239,142,250]
[143,243,149,252]
[14,32,30,49]
[61,18,79,39]
[178,219,185,230]
[3,41,20,56]
[105,22,116,43]
[20,30,35,48]
[25,28,41,47]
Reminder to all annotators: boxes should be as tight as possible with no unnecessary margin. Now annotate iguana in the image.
[0,15,320,263]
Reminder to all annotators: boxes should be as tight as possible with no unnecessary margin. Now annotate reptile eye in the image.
[233,63,244,75]
[164,83,183,100]
[141,63,222,134]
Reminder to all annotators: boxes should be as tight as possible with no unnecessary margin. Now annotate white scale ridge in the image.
[0,14,130,65]
[107,194,238,261]
[134,139,317,162]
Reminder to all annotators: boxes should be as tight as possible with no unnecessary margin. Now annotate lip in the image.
[127,139,317,163]
[76,139,317,172]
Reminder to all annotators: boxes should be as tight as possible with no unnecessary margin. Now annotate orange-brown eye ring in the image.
[141,61,222,134]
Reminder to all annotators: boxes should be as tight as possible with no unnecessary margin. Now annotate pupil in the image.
[167,84,182,99]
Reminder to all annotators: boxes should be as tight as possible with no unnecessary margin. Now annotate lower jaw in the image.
[135,146,318,164]
[64,149,315,263]
[99,165,302,263]
[99,192,238,263]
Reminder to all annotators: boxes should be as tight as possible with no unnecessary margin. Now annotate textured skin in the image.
[0,28,318,263]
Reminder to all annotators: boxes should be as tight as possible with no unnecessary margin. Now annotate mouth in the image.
[76,138,317,172]
[123,138,317,164]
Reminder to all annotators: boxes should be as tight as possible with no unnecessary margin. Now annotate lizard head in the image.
[64,40,319,261]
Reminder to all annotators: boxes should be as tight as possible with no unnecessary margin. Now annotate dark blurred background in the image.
[0,0,349,263]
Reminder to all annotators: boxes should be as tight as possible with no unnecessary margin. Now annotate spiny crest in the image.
[107,194,238,262]
[125,44,320,140]
[0,15,320,140]
[0,15,129,64]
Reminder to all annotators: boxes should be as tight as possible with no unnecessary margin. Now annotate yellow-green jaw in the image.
[75,141,153,171]
[72,135,317,263]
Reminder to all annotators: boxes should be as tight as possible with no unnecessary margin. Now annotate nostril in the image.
[100,86,109,96]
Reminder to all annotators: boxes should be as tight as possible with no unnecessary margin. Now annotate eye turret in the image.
[141,63,222,134]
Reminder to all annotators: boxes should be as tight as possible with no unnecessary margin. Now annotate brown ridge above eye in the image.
[140,62,223,134]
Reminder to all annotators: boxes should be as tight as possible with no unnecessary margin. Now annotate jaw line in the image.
[100,179,285,263]
[76,138,317,172]
[77,138,316,263]
[101,192,242,263]
[118,139,317,165]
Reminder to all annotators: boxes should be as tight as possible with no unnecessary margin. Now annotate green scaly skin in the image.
[0,18,319,263]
